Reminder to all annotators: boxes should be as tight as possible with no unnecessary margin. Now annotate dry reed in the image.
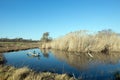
[43,30,120,53]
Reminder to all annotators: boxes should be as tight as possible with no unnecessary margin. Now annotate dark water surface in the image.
[3,48,120,80]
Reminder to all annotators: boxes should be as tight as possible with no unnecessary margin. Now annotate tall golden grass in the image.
[43,30,120,52]
[0,66,75,80]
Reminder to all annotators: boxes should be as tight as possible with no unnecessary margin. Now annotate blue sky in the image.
[0,0,120,40]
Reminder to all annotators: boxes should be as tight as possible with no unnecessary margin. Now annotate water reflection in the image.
[41,49,50,58]
[3,48,120,80]
[51,50,120,70]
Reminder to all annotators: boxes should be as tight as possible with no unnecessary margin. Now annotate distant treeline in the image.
[0,38,39,42]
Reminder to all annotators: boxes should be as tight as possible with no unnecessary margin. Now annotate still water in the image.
[3,48,120,80]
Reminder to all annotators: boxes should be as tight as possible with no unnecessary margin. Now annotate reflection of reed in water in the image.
[52,50,90,70]
[51,50,120,70]
[92,52,120,64]
[40,49,50,58]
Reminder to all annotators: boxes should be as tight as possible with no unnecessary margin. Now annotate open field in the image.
[42,30,120,53]
[0,42,40,53]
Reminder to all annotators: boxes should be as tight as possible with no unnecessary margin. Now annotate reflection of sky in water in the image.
[4,49,120,80]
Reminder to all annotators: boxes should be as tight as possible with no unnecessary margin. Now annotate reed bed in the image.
[43,30,120,53]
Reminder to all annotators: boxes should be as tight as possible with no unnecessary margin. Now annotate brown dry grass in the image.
[0,42,39,53]
[0,66,75,80]
[43,30,120,53]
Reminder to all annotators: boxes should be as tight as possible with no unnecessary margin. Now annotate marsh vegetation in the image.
[1,48,120,80]
[0,66,75,80]
[0,30,120,80]
[42,30,120,53]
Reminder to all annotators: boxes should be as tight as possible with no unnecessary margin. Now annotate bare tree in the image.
[40,32,52,42]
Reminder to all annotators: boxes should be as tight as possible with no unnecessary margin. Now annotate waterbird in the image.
[27,51,40,57]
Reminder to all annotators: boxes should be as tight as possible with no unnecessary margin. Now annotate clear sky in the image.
[0,0,120,40]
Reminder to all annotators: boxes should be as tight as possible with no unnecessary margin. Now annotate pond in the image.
[3,48,120,80]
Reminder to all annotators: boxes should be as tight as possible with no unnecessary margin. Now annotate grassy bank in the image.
[0,66,75,80]
[0,42,40,53]
[42,30,120,53]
